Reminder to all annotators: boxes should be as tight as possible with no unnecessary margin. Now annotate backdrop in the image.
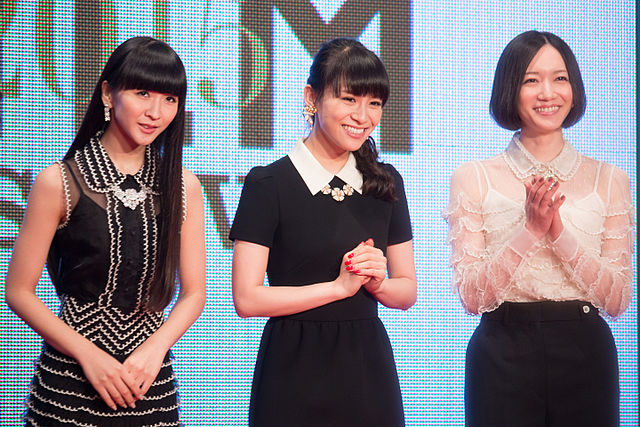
[0,1,636,425]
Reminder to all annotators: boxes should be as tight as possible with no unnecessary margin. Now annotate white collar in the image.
[503,132,581,181]
[288,138,363,195]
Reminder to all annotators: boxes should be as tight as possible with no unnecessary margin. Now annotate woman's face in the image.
[517,44,573,137]
[102,82,179,148]
[308,86,383,154]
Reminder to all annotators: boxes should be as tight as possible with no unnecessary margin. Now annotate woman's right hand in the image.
[334,242,370,298]
[76,345,141,410]
[523,175,565,239]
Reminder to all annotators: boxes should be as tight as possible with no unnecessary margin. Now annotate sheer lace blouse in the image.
[444,133,634,317]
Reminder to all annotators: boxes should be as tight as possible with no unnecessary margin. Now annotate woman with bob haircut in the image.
[5,36,206,426]
[445,31,633,426]
[230,38,416,426]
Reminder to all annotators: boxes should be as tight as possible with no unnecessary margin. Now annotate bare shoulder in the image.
[31,163,65,197]
[182,168,204,202]
[22,163,66,225]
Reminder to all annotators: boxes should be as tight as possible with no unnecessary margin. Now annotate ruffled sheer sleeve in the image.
[551,165,634,318]
[444,162,543,314]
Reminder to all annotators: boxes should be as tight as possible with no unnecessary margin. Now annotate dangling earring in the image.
[302,104,317,126]
[104,105,111,122]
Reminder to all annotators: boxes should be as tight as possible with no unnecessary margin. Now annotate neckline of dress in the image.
[503,132,581,182]
[74,132,159,194]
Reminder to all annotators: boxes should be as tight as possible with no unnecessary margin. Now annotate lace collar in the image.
[288,138,363,195]
[503,132,581,181]
[74,133,159,194]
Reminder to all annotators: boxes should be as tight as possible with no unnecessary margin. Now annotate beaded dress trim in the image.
[56,160,72,230]
[65,136,163,352]
[26,137,179,425]
[74,135,159,306]
[503,132,581,182]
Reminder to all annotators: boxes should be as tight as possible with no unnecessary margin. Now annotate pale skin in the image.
[519,44,574,241]
[4,86,206,411]
[232,85,416,318]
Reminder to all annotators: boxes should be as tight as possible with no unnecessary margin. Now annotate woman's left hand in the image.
[122,339,168,398]
[346,238,387,293]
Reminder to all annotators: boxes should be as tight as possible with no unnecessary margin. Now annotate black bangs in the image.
[490,31,586,130]
[108,38,186,101]
[308,38,390,105]
[330,52,390,105]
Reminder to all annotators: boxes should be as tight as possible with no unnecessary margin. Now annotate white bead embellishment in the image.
[112,185,148,209]
[332,187,345,201]
[534,164,558,181]
[321,184,354,202]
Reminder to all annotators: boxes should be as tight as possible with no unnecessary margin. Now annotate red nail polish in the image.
[346,265,353,271]
[345,260,351,265]
[354,269,361,274]
[348,253,354,258]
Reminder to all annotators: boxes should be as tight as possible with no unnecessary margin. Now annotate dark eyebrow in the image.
[524,69,568,75]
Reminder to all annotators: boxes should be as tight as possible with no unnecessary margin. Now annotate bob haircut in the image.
[307,38,390,106]
[68,37,187,311]
[490,31,586,131]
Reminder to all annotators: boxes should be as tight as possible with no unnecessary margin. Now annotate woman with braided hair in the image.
[231,38,417,426]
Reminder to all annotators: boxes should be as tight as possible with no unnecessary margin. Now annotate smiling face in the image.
[306,84,383,156]
[102,81,179,149]
[517,44,573,138]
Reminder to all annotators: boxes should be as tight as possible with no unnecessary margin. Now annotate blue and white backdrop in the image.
[0,1,636,425]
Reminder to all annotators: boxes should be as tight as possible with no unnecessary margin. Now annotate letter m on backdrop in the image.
[240,0,411,153]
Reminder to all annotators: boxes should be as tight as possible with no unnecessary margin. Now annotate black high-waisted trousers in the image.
[465,300,619,427]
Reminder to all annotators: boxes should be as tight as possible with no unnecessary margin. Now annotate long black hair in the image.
[490,31,586,130]
[307,38,396,201]
[67,36,187,311]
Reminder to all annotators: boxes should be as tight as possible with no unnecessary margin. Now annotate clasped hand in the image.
[335,238,387,297]
[79,340,165,411]
[524,175,566,241]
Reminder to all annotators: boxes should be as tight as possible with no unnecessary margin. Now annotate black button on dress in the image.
[230,156,412,427]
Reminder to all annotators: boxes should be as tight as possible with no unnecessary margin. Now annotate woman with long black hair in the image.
[5,36,206,426]
[231,38,417,426]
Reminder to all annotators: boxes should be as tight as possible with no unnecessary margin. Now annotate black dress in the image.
[24,138,179,426]
[230,156,412,427]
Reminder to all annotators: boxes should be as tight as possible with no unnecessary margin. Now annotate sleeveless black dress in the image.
[230,156,412,427]
[24,138,179,426]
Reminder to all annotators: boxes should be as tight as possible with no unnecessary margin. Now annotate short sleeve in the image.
[229,166,279,248]
[386,165,412,245]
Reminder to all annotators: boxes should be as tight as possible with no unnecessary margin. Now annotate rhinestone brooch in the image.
[534,164,558,182]
[321,184,354,202]
[113,186,148,209]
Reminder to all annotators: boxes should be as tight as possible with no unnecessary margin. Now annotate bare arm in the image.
[123,169,207,394]
[231,240,367,318]
[5,164,140,410]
